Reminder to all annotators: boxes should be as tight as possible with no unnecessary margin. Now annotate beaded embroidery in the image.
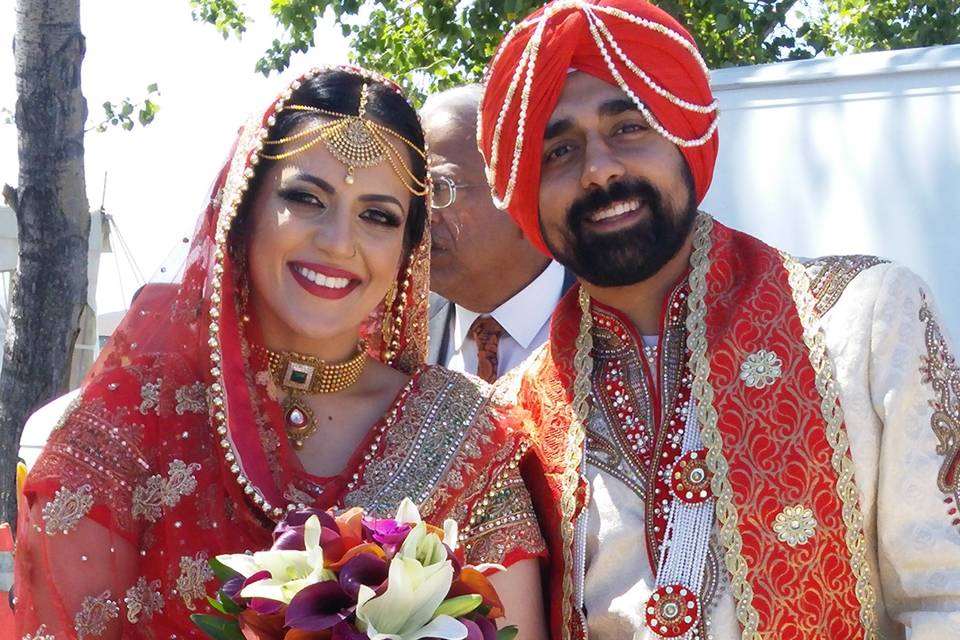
[176,552,215,610]
[124,577,164,623]
[41,484,94,535]
[739,350,783,389]
[131,459,201,523]
[772,504,817,547]
[918,290,960,530]
[74,591,120,638]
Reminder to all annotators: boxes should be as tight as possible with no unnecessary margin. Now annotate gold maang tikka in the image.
[260,83,429,196]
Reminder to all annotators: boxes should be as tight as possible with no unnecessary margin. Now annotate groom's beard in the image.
[542,168,697,287]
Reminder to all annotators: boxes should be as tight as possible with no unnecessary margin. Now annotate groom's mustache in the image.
[566,177,664,229]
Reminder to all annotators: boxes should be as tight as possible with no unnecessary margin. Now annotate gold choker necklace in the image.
[255,342,367,449]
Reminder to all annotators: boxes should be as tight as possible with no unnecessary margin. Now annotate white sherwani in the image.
[582,259,960,639]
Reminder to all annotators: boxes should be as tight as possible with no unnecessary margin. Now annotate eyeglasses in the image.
[430,175,485,209]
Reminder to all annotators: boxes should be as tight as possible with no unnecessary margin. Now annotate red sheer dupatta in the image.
[14,66,542,640]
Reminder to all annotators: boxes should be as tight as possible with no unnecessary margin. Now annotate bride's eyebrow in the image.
[282,172,335,195]
[359,193,403,209]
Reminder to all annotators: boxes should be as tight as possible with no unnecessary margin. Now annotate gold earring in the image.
[381,284,397,347]
[383,265,412,364]
[234,255,251,324]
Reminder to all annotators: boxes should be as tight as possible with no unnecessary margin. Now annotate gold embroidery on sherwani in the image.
[21,625,55,640]
[132,459,201,522]
[773,504,817,547]
[686,214,762,639]
[177,551,215,610]
[782,252,878,638]
[803,255,888,318]
[174,382,208,415]
[919,290,960,524]
[41,484,94,535]
[124,576,164,623]
[74,590,120,638]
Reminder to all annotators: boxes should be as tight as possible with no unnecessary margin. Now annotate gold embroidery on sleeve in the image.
[804,255,888,318]
[176,551,215,610]
[918,290,960,528]
[132,459,201,522]
[124,576,165,623]
[74,590,120,638]
[41,484,94,535]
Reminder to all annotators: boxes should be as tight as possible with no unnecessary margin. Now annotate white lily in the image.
[394,497,424,525]
[356,555,466,640]
[399,521,449,567]
[216,514,335,604]
[442,518,459,551]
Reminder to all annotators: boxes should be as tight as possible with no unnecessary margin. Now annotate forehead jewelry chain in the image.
[254,342,367,449]
[260,83,428,196]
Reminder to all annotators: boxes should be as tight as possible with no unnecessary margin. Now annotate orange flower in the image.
[325,543,387,571]
[449,567,504,619]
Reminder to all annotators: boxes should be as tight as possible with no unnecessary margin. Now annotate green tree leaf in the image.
[189,0,960,98]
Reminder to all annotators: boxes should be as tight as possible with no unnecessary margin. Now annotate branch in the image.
[2,184,17,214]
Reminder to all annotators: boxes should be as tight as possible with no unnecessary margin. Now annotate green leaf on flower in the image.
[496,625,519,640]
[190,614,245,640]
[206,588,244,616]
[210,556,243,582]
[206,595,229,615]
[434,594,482,618]
[218,589,245,614]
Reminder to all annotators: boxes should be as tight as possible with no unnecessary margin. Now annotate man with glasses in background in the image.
[422,85,573,383]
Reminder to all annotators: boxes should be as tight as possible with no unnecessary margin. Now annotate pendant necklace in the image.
[255,341,366,449]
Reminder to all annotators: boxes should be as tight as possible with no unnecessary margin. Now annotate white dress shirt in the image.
[442,261,565,379]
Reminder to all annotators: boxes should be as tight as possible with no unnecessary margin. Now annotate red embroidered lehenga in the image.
[14,66,544,640]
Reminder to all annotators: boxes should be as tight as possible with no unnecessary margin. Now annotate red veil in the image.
[14,66,440,639]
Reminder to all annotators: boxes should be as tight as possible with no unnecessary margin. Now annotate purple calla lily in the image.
[338,553,389,601]
[331,620,369,640]
[285,581,355,630]
[272,509,338,550]
[464,614,498,640]
[243,570,284,614]
[222,574,246,600]
[446,545,463,580]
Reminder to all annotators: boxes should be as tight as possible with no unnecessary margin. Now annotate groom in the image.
[480,0,960,638]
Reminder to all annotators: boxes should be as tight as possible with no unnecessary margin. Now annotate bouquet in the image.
[192,498,518,640]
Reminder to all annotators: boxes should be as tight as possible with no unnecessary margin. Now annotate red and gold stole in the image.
[517,214,877,640]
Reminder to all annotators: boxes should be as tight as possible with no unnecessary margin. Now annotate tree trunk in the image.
[1,0,89,531]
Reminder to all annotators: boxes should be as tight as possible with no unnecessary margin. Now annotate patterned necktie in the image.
[469,316,504,383]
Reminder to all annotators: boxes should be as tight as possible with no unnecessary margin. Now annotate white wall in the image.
[703,44,960,342]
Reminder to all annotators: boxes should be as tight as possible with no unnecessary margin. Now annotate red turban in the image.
[478,0,719,256]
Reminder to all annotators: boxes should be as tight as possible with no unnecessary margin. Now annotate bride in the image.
[15,65,547,639]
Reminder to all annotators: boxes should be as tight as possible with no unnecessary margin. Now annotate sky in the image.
[0,1,350,313]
